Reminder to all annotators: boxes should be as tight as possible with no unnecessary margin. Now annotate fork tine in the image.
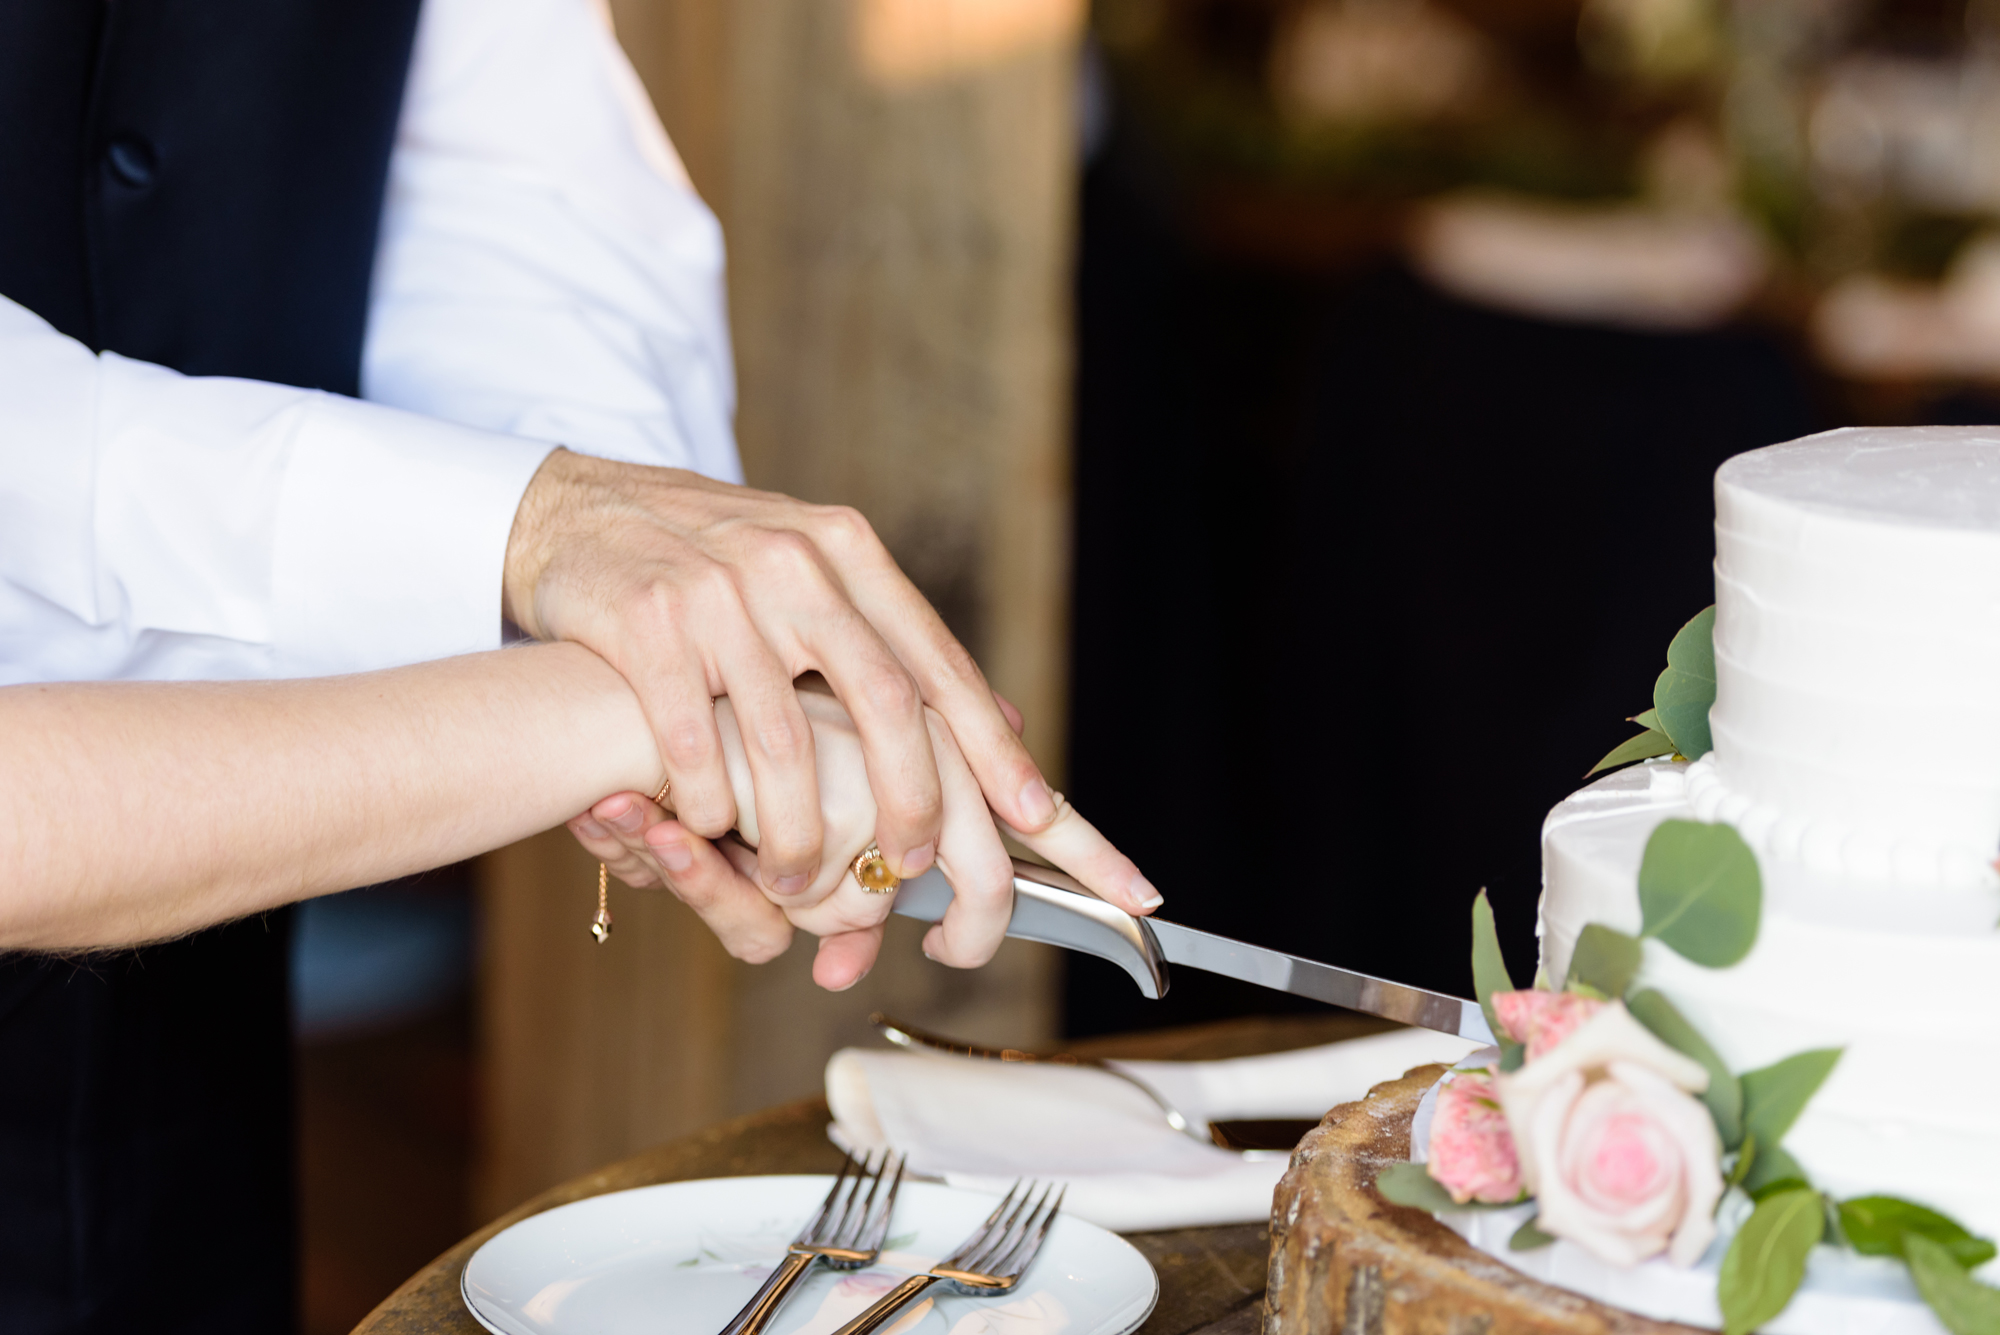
[834,1150,890,1246]
[991,1184,1065,1280]
[819,1148,882,1245]
[959,1181,1047,1275]
[857,1154,907,1250]
[796,1151,858,1244]
[940,1180,1025,1268]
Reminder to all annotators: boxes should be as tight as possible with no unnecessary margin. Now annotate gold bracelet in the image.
[589,777,673,944]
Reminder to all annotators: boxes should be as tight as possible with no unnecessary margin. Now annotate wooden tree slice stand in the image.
[1264,1064,1713,1335]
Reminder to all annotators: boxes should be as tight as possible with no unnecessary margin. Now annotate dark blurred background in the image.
[1062,0,2000,1032]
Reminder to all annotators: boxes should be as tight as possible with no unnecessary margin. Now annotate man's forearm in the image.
[0,643,659,950]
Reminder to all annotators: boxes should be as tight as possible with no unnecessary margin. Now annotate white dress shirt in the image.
[0,0,739,688]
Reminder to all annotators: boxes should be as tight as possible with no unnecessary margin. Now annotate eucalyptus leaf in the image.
[1627,988,1743,1148]
[1471,889,1515,1040]
[1373,1162,1517,1213]
[1510,1217,1557,1251]
[1742,1049,1843,1153]
[1743,1145,1808,1199]
[1725,1132,1757,1191]
[1718,1187,1824,1335]
[1637,819,1762,967]
[1840,1197,1999,1270]
[1588,728,1678,777]
[1566,924,1644,999]
[1653,606,1717,760]
[1906,1232,2000,1335]
[1632,707,1663,731]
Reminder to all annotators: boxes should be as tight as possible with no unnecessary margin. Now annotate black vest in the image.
[0,2,422,1330]
[0,0,424,393]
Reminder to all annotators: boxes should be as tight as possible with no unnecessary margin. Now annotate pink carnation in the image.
[1493,989,1605,1061]
[1427,1070,1523,1204]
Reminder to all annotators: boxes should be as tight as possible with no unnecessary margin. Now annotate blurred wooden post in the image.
[475,0,1082,1216]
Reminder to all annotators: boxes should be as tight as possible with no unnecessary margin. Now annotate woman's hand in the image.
[567,684,1155,991]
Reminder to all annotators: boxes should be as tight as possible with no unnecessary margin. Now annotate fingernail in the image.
[899,842,935,878]
[1130,874,1163,910]
[1017,778,1057,827]
[578,819,608,840]
[610,806,644,834]
[771,873,810,897]
[652,839,693,874]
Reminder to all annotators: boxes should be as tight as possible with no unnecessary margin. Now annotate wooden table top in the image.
[352,1012,1395,1335]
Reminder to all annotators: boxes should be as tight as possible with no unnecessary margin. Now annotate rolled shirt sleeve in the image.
[0,297,550,684]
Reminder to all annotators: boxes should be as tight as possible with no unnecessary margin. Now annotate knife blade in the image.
[891,856,1496,1047]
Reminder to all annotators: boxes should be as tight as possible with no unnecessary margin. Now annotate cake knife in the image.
[891,857,1497,1046]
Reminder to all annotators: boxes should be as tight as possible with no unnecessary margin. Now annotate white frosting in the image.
[1709,427,2000,895]
[1510,430,2000,1321]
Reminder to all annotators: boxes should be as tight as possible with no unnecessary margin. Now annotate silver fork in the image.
[717,1149,906,1335]
[826,1179,1067,1335]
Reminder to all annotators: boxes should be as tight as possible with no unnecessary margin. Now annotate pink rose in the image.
[1497,1003,1722,1267]
[1426,1069,1523,1204]
[1493,989,1604,1061]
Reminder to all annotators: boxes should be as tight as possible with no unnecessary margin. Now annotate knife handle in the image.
[890,858,1172,999]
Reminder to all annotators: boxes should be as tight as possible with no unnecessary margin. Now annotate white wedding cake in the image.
[1508,426,2000,1327]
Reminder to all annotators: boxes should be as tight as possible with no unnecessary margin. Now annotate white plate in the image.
[461,1176,1160,1335]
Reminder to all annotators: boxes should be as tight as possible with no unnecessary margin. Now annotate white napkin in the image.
[825,1027,1480,1232]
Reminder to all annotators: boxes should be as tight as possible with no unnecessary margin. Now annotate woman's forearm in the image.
[0,643,660,950]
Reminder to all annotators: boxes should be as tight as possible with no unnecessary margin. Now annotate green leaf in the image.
[1906,1232,2000,1335]
[1654,605,1718,760]
[1637,819,1761,967]
[1631,707,1663,731]
[1840,1198,1999,1270]
[1566,924,1644,999]
[1373,1162,1517,1213]
[1744,1144,1808,1199]
[1627,989,1743,1148]
[1718,1188,1824,1335]
[1587,728,1678,777]
[1725,1132,1758,1191]
[1471,889,1515,1041]
[1510,1216,1557,1251]
[1742,1049,1843,1153]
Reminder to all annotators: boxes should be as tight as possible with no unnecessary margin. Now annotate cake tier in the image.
[1539,762,2000,1257]
[1709,427,2000,894]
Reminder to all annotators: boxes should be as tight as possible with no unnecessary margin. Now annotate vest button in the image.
[106,135,159,188]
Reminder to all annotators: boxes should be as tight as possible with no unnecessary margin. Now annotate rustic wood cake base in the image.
[1264,1065,1712,1335]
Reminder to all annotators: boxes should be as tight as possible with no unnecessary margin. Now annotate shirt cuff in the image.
[272,394,554,675]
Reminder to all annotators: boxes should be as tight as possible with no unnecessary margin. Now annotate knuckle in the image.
[930,636,987,692]
[858,664,922,722]
[734,929,791,965]
[660,713,719,769]
[753,710,813,766]
[754,527,823,579]
[814,504,878,551]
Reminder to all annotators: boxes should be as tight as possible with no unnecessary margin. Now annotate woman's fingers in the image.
[918,711,1016,968]
[570,793,664,888]
[639,819,794,964]
[813,925,886,991]
[1004,790,1162,918]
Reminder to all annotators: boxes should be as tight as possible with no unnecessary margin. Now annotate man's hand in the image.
[506,450,1161,915]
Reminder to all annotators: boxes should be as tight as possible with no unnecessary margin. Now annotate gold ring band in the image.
[652,777,672,806]
[851,842,900,895]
